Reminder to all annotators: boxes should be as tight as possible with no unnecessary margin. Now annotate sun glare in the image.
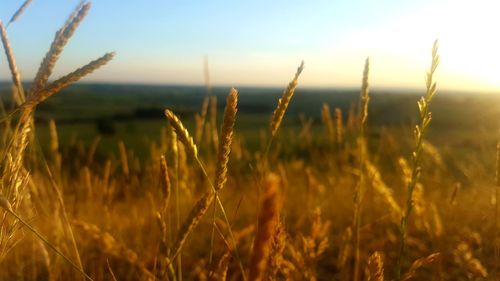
[330,0,500,92]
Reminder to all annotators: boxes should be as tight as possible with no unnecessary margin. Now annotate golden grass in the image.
[7,0,33,26]
[397,39,440,278]
[0,3,498,281]
[353,57,370,281]
[165,110,198,158]
[214,88,238,192]
[0,21,24,104]
[29,2,91,97]
[32,52,115,105]
[270,61,305,137]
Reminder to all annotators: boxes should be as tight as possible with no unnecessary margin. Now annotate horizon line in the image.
[0,80,497,95]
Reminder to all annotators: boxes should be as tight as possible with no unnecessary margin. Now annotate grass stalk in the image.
[396,40,440,279]
[165,104,246,280]
[352,57,370,281]
[209,88,238,266]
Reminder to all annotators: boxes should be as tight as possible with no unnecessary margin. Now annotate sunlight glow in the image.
[327,0,500,91]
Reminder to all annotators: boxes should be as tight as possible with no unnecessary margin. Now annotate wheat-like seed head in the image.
[209,95,219,149]
[397,41,441,278]
[321,104,334,141]
[4,118,32,196]
[164,109,198,158]
[7,0,33,26]
[266,219,286,278]
[29,2,91,97]
[368,251,384,281]
[0,21,24,104]
[270,61,304,136]
[401,253,440,281]
[210,252,231,281]
[335,107,343,145]
[249,173,281,281]
[425,40,440,103]
[48,119,59,153]
[118,141,129,178]
[160,155,171,206]
[195,96,210,142]
[360,57,370,127]
[28,52,115,106]
[214,88,238,192]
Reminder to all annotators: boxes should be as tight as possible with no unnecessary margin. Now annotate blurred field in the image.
[1,83,497,160]
[1,82,499,280]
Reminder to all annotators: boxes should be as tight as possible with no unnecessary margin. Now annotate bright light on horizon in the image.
[0,0,499,93]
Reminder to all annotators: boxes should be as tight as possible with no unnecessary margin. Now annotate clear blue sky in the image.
[1,0,499,92]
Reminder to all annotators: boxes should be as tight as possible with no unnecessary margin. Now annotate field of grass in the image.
[3,83,496,160]
[0,2,500,281]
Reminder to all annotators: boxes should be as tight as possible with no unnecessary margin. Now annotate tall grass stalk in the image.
[396,40,440,279]
[209,88,238,266]
[169,128,182,281]
[0,2,112,280]
[165,90,246,280]
[0,21,25,104]
[29,2,91,97]
[353,57,370,281]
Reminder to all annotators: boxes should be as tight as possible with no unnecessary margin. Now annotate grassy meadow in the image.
[0,2,500,281]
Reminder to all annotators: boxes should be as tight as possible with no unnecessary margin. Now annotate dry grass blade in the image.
[249,173,281,281]
[106,259,119,281]
[0,196,93,281]
[29,2,91,97]
[0,21,25,104]
[270,61,304,137]
[28,52,115,105]
[401,253,440,281]
[169,191,214,263]
[7,0,33,26]
[165,110,198,158]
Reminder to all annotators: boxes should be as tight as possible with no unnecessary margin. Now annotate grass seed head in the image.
[270,61,304,136]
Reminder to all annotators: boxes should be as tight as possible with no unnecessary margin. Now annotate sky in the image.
[0,0,499,92]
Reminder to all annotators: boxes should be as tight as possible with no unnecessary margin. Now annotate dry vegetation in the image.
[0,2,499,281]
